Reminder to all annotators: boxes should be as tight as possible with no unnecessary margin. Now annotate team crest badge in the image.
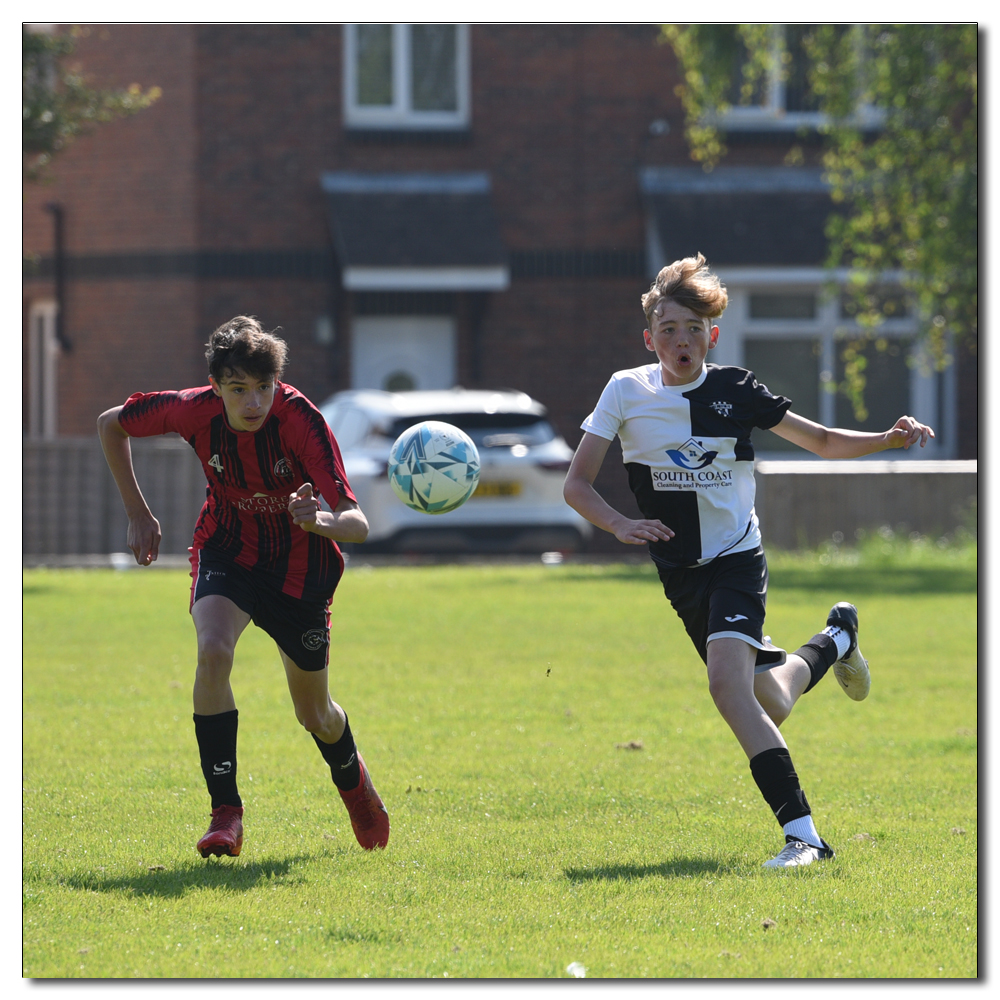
[301,628,329,651]
[274,457,293,477]
[710,401,733,417]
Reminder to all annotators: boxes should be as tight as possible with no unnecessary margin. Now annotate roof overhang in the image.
[322,172,510,292]
[638,167,834,276]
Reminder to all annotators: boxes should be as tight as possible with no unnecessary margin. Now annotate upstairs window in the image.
[344,24,470,130]
[718,25,882,132]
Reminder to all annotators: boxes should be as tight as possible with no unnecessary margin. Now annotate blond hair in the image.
[641,253,728,327]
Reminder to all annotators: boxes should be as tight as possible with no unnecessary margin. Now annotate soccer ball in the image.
[387,420,481,514]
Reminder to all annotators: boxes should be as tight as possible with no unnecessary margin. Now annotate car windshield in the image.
[387,412,555,449]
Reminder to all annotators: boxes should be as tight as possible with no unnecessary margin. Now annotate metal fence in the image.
[22,438,977,559]
[23,436,207,558]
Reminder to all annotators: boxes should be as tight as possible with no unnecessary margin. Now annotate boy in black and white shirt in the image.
[564,253,935,868]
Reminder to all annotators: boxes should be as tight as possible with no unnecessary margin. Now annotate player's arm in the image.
[97,406,162,566]
[563,432,675,546]
[769,411,935,459]
[288,484,370,543]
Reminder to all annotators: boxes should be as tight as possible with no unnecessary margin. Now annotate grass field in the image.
[22,543,977,979]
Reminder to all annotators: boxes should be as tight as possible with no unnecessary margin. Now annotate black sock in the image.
[313,716,361,791]
[795,633,839,693]
[749,746,811,826]
[193,710,242,808]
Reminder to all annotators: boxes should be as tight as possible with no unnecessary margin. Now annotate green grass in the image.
[23,546,978,978]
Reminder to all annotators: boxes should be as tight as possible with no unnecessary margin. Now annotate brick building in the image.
[23,24,976,550]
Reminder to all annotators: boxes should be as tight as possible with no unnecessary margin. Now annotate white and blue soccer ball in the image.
[387,420,481,514]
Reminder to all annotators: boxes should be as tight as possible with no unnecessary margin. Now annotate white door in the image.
[28,300,59,439]
[351,315,456,391]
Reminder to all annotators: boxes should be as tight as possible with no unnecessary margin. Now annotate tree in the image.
[662,24,977,419]
[23,24,161,181]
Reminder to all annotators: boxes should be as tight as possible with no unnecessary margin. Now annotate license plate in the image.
[472,481,522,498]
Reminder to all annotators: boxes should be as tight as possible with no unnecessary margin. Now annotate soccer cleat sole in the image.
[834,645,870,701]
[198,836,243,858]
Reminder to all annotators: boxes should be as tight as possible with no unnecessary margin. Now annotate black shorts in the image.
[655,546,786,671]
[189,549,332,671]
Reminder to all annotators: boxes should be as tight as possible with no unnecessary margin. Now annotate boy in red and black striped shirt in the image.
[98,316,389,857]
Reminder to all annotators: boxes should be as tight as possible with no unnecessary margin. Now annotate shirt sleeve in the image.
[749,374,793,430]
[580,375,623,442]
[288,397,358,508]
[118,390,198,438]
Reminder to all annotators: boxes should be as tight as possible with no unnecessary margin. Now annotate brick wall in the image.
[23,24,199,434]
[22,22,978,469]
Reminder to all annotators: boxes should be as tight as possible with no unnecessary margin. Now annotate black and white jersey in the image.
[582,363,791,568]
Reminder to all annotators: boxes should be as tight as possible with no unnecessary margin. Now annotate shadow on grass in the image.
[551,561,976,594]
[768,564,976,594]
[564,858,731,882]
[63,855,312,898]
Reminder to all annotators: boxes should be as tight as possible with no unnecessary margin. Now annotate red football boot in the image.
[197,804,244,858]
[338,754,389,849]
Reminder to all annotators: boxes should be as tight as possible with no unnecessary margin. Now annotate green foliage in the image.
[23,560,977,977]
[23,25,161,181]
[661,25,978,419]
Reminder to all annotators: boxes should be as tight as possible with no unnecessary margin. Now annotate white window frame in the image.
[27,300,59,439]
[716,26,884,133]
[343,24,471,131]
[712,268,956,459]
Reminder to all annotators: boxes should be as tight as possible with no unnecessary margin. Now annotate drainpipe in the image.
[44,202,71,352]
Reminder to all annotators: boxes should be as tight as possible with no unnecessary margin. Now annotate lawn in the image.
[22,545,977,978]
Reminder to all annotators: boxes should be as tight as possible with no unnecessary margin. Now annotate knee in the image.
[197,636,235,679]
[707,671,739,715]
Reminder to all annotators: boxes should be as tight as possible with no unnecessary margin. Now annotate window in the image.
[717,25,882,132]
[27,300,59,439]
[344,24,470,130]
[745,337,822,453]
[710,275,955,458]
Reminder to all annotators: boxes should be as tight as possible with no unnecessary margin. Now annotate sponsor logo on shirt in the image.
[666,438,718,470]
[653,438,734,491]
[236,491,293,513]
[652,467,734,490]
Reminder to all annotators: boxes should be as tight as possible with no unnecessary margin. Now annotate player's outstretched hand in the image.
[289,482,321,530]
[883,415,936,451]
[127,511,161,566]
[614,517,675,546]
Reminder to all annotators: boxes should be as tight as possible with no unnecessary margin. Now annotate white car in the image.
[319,388,592,553]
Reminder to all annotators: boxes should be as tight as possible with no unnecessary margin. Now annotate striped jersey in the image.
[581,363,791,568]
[119,382,356,601]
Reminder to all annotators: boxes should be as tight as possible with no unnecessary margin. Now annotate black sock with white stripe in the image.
[313,716,361,791]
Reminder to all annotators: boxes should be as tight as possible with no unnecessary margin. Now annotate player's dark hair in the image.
[205,316,288,382]
[641,252,728,326]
